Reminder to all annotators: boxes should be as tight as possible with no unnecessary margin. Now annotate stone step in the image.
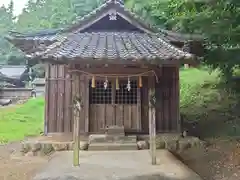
[89,135,137,144]
[88,143,138,151]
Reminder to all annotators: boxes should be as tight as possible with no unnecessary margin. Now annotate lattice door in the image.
[89,79,141,133]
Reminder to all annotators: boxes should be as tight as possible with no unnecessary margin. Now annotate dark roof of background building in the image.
[0,65,27,79]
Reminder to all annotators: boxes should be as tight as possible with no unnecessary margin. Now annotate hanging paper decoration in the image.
[126,77,131,91]
[116,77,119,90]
[104,77,108,90]
[91,75,96,88]
[139,76,142,88]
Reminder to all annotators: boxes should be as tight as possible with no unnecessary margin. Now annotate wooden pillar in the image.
[148,76,156,165]
[73,108,80,166]
[44,63,50,135]
[72,73,81,166]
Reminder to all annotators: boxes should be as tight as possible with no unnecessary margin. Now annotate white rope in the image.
[68,69,159,82]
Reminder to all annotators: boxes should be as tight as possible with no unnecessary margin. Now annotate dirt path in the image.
[176,139,240,180]
[0,142,50,180]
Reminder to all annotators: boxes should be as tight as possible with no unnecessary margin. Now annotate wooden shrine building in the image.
[6,0,196,136]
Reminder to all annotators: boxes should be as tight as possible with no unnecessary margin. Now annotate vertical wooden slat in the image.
[115,104,124,126]
[162,68,167,132]
[137,87,141,130]
[84,76,89,133]
[131,105,137,129]
[44,63,50,134]
[64,65,71,132]
[175,67,181,132]
[79,74,84,133]
[89,105,96,132]
[58,65,64,132]
[112,80,116,125]
[165,69,170,131]
[141,77,149,133]
[123,105,130,129]
[106,104,114,128]
[170,67,175,131]
[98,104,105,130]
[52,65,57,132]
[129,105,132,129]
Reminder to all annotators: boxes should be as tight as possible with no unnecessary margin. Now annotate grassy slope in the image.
[180,68,240,138]
[0,98,44,144]
[0,68,239,143]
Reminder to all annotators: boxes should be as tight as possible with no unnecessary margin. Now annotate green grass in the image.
[0,98,44,144]
[180,68,240,138]
[0,67,239,143]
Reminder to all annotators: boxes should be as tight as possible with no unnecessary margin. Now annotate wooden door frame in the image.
[88,77,142,132]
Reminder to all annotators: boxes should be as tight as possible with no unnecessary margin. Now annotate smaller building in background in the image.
[0,65,33,100]
[0,65,29,87]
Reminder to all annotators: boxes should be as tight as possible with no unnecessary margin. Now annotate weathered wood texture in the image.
[155,66,180,133]
[45,64,73,133]
[44,64,180,134]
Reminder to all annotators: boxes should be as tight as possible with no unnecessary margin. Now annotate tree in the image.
[0,2,19,65]
[134,0,240,79]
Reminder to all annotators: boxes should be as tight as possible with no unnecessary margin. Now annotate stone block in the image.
[80,141,89,150]
[41,143,54,155]
[31,142,41,152]
[25,151,34,157]
[156,140,166,149]
[137,141,149,150]
[68,141,88,151]
[166,140,178,151]
[21,142,31,153]
[88,143,138,151]
[68,142,74,150]
[104,126,125,136]
[177,139,191,152]
[52,143,68,151]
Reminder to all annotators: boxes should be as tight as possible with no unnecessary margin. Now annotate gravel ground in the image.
[177,139,240,180]
[1,139,238,180]
[0,142,50,180]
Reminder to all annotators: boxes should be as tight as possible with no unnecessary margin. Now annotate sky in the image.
[1,0,29,16]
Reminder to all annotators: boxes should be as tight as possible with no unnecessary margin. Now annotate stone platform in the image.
[88,134,138,151]
[33,150,203,180]
[20,133,204,156]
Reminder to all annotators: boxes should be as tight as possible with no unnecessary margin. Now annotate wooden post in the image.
[73,75,82,166]
[148,76,156,165]
[73,108,80,166]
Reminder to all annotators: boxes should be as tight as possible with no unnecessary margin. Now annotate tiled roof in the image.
[31,32,193,62]
[6,0,198,63]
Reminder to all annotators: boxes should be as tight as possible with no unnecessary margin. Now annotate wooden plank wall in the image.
[155,66,180,133]
[72,73,89,133]
[45,64,73,133]
[45,64,180,134]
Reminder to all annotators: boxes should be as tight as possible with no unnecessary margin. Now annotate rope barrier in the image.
[68,69,159,82]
